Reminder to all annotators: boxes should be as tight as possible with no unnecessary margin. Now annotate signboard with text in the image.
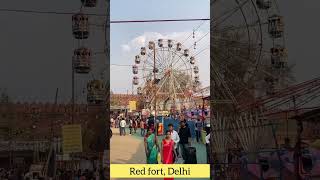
[62,124,83,154]
[129,101,137,112]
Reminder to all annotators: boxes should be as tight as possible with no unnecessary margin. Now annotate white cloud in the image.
[120,31,210,53]
[121,44,131,52]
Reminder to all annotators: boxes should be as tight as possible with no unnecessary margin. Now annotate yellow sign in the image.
[62,124,83,154]
[129,101,136,111]
[110,164,210,178]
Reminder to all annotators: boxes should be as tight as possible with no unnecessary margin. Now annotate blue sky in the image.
[110,0,210,93]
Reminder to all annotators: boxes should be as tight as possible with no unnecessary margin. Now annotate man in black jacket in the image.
[178,121,191,162]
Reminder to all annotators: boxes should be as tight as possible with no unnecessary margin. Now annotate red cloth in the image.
[162,139,174,180]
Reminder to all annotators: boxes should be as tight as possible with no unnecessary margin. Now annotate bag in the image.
[185,147,197,164]
[157,152,162,164]
[172,149,176,162]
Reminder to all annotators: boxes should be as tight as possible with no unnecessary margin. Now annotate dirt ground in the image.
[110,128,162,180]
[110,127,208,180]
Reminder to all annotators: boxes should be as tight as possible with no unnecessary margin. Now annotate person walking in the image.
[110,117,114,128]
[140,120,146,137]
[129,118,133,135]
[133,119,137,134]
[147,116,155,132]
[195,118,203,143]
[205,124,211,164]
[178,121,191,163]
[144,128,160,164]
[161,130,176,180]
[119,118,126,136]
[168,124,180,158]
[114,118,118,128]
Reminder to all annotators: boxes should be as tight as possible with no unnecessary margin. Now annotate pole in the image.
[153,44,157,135]
[270,122,283,180]
[71,51,75,177]
[51,88,59,140]
[72,61,75,124]
[293,96,302,180]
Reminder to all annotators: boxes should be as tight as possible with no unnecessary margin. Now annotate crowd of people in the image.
[0,166,106,180]
[110,115,146,136]
[55,168,103,180]
[0,168,25,180]
[110,108,211,168]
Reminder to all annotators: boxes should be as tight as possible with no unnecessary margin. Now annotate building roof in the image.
[291,108,320,122]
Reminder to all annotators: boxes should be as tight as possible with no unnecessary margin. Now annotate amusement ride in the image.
[132,39,202,112]
[72,0,108,106]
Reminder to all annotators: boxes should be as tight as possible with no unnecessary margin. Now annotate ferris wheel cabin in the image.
[133,76,139,85]
[153,68,159,73]
[264,76,278,95]
[168,39,173,48]
[81,0,97,7]
[73,47,92,74]
[190,57,195,65]
[135,55,141,64]
[141,47,146,55]
[87,80,106,105]
[184,49,189,57]
[176,43,182,51]
[137,87,143,95]
[194,66,199,74]
[158,39,164,47]
[132,65,138,74]
[195,75,199,82]
[149,41,155,50]
[271,46,287,69]
[256,0,271,9]
[72,13,89,39]
[268,15,284,38]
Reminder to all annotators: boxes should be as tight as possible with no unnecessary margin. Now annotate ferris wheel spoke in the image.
[163,48,173,68]
[159,47,171,69]
[214,53,253,93]
[173,58,190,72]
[171,55,188,71]
[146,52,165,69]
[149,75,169,104]
[214,21,268,34]
[211,62,238,105]
[174,65,192,75]
[169,49,178,66]
[212,0,250,29]
[152,50,167,69]
[212,37,261,49]
[143,63,157,75]
[175,68,193,72]
[212,0,249,23]
[173,71,190,90]
[172,73,189,100]
[171,73,178,106]
[167,48,177,67]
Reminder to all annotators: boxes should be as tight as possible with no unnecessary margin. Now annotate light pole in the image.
[31,108,39,164]
[153,43,157,135]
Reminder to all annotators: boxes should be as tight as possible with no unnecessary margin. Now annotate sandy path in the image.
[110,128,162,180]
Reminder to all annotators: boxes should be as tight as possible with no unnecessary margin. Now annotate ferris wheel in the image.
[72,0,108,105]
[210,0,288,174]
[132,39,200,111]
[211,0,288,106]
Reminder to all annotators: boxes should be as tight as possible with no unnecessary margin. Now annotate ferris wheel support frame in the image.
[152,42,158,132]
